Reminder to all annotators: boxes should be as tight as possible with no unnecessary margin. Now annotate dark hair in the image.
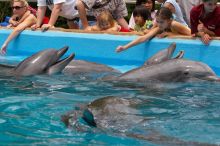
[133,5,152,21]
[156,7,173,20]
[135,0,155,12]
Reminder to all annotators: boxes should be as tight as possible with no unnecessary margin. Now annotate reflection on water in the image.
[0,72,220,145]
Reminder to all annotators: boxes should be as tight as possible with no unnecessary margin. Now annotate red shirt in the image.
[190,4,220,36]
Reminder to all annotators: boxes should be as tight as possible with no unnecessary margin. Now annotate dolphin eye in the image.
[184,71,189,76]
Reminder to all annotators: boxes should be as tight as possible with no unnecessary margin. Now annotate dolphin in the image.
[118,59,219,82]
[144,42,185,66]
[62,96,217,146]
[63,60,121,75]
[144,42,177,66]
[105,42,219,83]
[0,46,74,77]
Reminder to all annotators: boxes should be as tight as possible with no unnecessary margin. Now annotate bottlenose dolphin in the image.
[118,59,219,82]
[0,46,74,77]
[63,60,121,75]
[106,43,219,83]
[62,96,217,146]
[144,42,176,66]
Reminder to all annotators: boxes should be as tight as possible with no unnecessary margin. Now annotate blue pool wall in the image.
[1,29,220,74]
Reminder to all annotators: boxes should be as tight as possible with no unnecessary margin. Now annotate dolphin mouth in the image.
[46,46,75,74]
[52,46,71,66]
[57,46,69,58]
[55,53,75,65]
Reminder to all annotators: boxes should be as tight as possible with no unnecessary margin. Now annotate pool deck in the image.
[1,28,220,74]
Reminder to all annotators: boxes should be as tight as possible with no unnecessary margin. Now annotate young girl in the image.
[88,10,121,32]
[116,7,191,52]
[133,5,153,32]
[0,0,36,54]
[129,0,157,30]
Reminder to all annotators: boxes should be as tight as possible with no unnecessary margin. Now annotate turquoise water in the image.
[0,57,220,145]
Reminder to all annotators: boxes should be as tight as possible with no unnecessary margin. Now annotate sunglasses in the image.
[11,6,24,10]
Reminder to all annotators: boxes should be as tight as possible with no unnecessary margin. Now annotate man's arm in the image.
[76,0,89,29]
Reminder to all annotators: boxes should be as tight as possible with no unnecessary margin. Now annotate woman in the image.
[0,0,36,54]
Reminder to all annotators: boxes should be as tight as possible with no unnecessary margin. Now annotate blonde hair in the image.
[11,0,29,7]
[97,11,115,29]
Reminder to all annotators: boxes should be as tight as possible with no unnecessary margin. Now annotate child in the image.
[133,5,153,32]
[115,7,191,52]
[88,11,121,32]
[129,0,157,30]
[190,0,220,45]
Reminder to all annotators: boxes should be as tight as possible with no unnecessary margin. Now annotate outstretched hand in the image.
[0,44,7,55]
[115,46,125,53]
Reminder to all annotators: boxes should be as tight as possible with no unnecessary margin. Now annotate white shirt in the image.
[37,0,78,19]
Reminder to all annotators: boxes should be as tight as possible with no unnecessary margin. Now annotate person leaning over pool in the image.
[31,0,79,31]
[75,0,129,30]
[87,10,121,32]
[190,0,220,45]
[0,0,37,55]
[115,7,191,53]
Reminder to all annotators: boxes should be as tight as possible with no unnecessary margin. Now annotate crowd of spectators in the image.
[1,0,220,54]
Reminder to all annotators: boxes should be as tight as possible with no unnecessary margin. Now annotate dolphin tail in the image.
[46,53,75,75]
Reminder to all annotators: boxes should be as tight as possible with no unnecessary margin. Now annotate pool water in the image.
[0,57,220,145]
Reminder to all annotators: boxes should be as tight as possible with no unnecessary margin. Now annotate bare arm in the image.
[31,6,47,30]
[48,3,62,27]
[17,11,31,25]
[172,21,191,36]
[197,21,215,36]
[116,17,129,30]
[76,0,89,29]
[105,22,121,32]
[41,3,63,31]
[116,27,160,52]
[8,15,19,27]
[1,15,36,54]
[196,21,213,45]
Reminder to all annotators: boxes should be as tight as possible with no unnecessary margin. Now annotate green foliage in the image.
[0,1,11,22]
